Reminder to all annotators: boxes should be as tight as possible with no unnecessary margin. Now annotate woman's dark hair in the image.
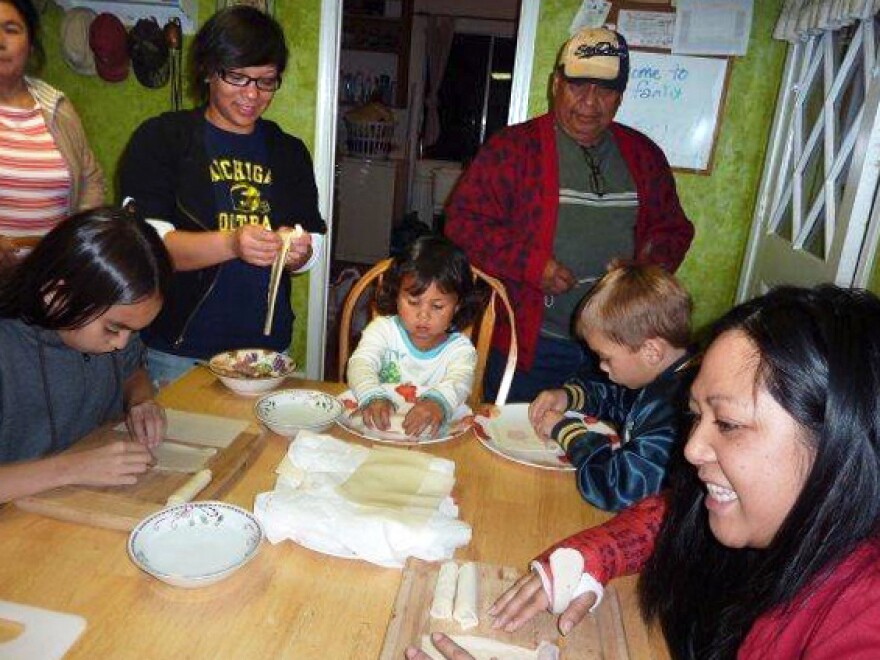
[4,0,44,72]
[191,5,288,102]
[639,285,880,659]
[376,235,487,331]
[0,206,173,329]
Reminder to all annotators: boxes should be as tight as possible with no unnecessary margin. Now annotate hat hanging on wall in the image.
[128,18,169,89]
[215,0,273,14]
[89,13,129,83]
[60,7,97,76]
[164,17,183,110]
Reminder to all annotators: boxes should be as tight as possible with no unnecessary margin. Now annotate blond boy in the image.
[529,264,696,511]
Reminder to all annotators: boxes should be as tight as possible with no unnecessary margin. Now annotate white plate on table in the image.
[336,385,473,445]
[473,403,617,471]
[127,502,264,588]
[254,389,344,436]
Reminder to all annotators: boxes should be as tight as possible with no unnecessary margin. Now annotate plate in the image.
[127,501,264,588]
[336,386,473,444]
[473,404,617,471]
[254,389,344,436]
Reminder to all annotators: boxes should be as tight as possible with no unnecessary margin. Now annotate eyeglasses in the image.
[217,69,282,92]
[582,147,606,197]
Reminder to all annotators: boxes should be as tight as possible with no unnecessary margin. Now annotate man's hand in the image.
[541,258,577,295]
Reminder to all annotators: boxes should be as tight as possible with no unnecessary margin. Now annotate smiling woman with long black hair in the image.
[415,285,880,659]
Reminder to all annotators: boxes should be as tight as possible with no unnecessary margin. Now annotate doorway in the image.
[309,0,539,380]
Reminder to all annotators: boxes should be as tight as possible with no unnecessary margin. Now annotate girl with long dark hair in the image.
[416,285,880,659]
[0,207,173,502]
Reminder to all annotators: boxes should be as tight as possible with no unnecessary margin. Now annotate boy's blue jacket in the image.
[551,350,698,512]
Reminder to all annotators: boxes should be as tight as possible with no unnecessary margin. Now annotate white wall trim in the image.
[307,0,342,380]
[508,0,540,124]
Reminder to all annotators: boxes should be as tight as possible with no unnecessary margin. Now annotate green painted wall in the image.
[38,0,321,368]
[39,0,788,362]
[530,1,788,330]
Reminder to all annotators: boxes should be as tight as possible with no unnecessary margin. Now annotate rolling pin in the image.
[166,469,212,506]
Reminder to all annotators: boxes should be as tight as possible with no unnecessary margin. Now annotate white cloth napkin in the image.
[253,432,471,568]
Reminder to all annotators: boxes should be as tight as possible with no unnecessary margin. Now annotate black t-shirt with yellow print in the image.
[178,121,293,357]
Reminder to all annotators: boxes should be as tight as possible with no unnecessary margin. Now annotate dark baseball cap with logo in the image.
[89,12,129,83]
[557,27,630,92]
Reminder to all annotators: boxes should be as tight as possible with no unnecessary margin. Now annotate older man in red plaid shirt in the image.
[445,27,693,403]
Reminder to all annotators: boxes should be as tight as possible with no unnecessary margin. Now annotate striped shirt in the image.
[0,103,71,236]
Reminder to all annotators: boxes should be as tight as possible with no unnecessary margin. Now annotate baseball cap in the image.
[89,13,129,83]
[128,18,169,89]
[557,27,630,92]
[61,7,97,76]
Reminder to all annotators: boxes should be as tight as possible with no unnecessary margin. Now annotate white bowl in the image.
[127,502,263,588]
[209,348,296,397]
[254,389,344,436]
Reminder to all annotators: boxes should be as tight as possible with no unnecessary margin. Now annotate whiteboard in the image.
[615,51,728,172]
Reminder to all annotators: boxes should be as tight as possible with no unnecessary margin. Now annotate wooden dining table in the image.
[0,367,669,659]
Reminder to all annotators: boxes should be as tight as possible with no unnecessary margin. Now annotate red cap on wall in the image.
[89,13,129,82]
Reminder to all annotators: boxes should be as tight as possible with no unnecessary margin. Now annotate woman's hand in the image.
[362,398,394,430]
[231,225,282,267]
[405,633,474,660]
[126,399,166,450]
[283,228,313,271]
[404,399,444,438]
[489,572,596,635]
[0,236,21,270]
[529,389,566,428]
[61,441,153,487]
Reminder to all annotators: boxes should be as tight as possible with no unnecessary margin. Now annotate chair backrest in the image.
[337,258,517,407]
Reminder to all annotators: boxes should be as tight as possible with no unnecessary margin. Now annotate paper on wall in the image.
[618,10,675,49]
[569,0,611,34]
[672,0,753,56]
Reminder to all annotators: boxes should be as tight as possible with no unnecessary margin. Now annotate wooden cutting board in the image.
[14,420,265,532]
[379,559,666,659]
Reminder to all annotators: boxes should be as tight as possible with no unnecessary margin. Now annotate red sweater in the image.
[538,495,880,658]
[445,114,694,369]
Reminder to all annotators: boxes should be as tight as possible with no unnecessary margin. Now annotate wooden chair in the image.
[336,258,517,407]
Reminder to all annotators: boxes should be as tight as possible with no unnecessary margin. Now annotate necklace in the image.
[581,146,606,197]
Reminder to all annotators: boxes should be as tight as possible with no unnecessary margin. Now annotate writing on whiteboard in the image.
[615,51,727,171]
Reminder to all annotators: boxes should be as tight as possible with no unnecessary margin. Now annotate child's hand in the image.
[362,398,394,430]
[529,389,567,428]
[126,399,166,450]
[535,410,564,439]
[61,441,153,487]
[404,399,444,438]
